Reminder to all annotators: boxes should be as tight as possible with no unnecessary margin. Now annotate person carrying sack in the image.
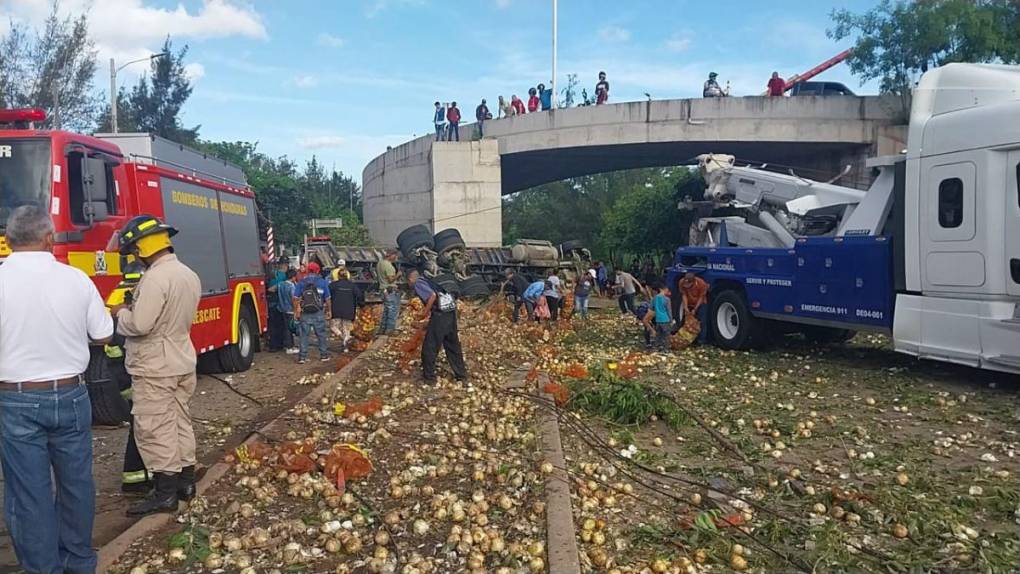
[408,269,468,386]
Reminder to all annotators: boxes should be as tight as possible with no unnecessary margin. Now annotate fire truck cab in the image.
[0,109,267,424]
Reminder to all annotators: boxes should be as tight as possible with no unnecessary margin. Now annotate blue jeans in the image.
[379,290,401,334]
[574,295,589,319]
[435,124,445,140]
[0,382,96,574]
[448,121,459,141]
[299,311,330,360]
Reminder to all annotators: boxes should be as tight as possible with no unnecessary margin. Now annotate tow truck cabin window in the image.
[0,139,52,224]
[938,178,964,229]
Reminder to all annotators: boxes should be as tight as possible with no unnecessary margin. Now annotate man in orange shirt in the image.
[678,271,709,341]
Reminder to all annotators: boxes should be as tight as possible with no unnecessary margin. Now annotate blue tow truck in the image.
[666,63,1020,374]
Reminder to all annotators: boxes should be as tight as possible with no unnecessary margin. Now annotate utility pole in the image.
[110,52,169,133]
[551,0,558,108]
[110,58,117,133]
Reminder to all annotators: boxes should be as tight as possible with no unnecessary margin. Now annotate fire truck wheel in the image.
[457,275,490,299]
[710,289,757,350]
[800,325,857,345]
[85,347,131,426]
[217,305,257,373]
[397,225,434,258]
[433,228,466,255]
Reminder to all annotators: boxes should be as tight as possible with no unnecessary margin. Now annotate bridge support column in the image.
[431,139,502,247]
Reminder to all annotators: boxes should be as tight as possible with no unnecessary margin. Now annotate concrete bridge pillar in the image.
[363,139,501,247]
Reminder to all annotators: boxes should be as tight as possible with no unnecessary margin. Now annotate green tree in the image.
[502,169,661,251]
[0,4,100,130]
[829,0,1020,107]
[196,141,368,249]
[599,168,701,262]
[100,38,200,144]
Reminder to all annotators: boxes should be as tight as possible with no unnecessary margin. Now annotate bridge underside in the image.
[501,141,872,195]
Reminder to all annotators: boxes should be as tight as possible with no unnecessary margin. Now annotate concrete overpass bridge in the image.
[363,96,907,247]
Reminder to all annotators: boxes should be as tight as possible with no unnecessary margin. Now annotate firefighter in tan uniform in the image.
[109,215,201,516]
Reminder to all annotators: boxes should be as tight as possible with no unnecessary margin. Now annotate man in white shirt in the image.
[0,204,113,574]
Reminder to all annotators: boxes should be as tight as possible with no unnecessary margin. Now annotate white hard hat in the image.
[337,259,346,267]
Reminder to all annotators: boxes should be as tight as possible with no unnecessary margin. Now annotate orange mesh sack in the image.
[323,444,374,481]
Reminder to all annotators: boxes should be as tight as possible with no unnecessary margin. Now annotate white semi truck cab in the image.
[670,63,1020,374]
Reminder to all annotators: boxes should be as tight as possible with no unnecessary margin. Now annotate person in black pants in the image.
[409,270,468,385]
[266,257,289,351]
[502,268,532,322]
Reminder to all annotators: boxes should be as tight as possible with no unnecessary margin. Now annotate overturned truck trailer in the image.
[304,225,589,299]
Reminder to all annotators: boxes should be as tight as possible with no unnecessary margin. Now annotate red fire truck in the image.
[0,108,267,424]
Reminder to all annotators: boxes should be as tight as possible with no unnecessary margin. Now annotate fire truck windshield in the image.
[0,139,52,226]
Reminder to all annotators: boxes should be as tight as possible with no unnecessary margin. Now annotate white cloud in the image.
[597,25,630,43]
[317,33,344,48]
[291,74,320,89]
[0,0,267,69]
[184,62,206,82]
[298,135,346,149]
[664,32,692,53]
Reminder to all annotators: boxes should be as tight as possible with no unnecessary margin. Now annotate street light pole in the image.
[109,58,118,133]
[551,0,558,108]
[110,52,170,133]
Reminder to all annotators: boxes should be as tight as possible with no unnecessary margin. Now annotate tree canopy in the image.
[830,0,1020,98]
[503,168,703,266]
[98,38,200,144]
[0,4,101,130]
[195,141,367,249]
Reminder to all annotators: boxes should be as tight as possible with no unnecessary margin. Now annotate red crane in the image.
[782,49,853,92]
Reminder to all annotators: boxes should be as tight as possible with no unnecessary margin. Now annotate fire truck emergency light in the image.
[0,108,47,124]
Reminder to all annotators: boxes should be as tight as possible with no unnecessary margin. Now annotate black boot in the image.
[126,472,179,516]
[178,465,196,501]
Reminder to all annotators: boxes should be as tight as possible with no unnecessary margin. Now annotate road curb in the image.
[96,336,388,573]
[532,370,582,574]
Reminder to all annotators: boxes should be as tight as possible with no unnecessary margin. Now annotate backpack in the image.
[426,278,457,313]
[299,280,323,314]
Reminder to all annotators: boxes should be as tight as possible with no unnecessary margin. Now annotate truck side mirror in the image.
[83,201,109,223]
[81,156,111,224]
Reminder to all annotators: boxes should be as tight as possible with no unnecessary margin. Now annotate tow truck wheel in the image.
[216,305,257,373]
[85,347,132,426]
[710,290,756,350]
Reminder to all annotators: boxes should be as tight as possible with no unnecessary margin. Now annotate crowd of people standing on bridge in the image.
[431,67,804,138]
[432,71,615,140]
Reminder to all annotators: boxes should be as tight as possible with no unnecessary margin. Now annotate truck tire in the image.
[800,325,857,345]
[433,272,461,297]
[397,225,434,258]
[710,290,757,350]
[216,305,257,373]
[85,347,131,426]
[457,275,490,299]
[433,228,466,255]
[557,240,584,255]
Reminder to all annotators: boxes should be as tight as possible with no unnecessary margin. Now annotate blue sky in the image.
[2,0,882,182]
